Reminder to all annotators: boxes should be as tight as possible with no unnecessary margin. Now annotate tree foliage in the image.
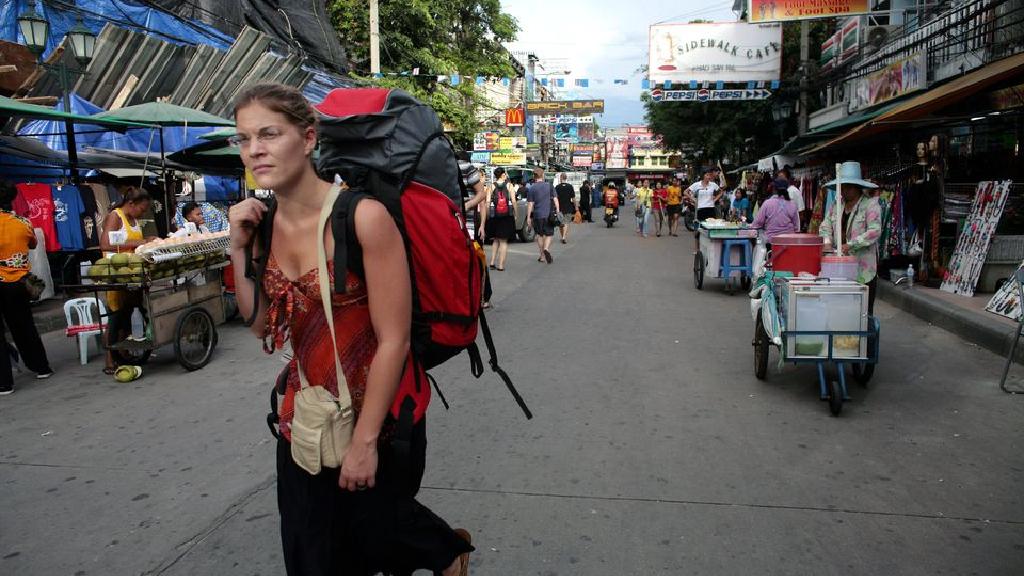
[644,19,834,166]
[330,0,519,145]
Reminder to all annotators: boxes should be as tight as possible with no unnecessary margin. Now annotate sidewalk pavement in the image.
[878,279,1024,363]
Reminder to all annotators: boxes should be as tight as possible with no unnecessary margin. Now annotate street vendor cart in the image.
[693,221,757,293]
[751,273,880,416]
[68,233,229,371]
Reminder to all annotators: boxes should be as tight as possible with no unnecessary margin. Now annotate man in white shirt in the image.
[684,165,726,251]
[777,167,806,230]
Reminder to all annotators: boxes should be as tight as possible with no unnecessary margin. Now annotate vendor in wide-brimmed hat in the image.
[819,161,882,314]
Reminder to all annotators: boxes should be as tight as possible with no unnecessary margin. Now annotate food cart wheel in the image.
[174,307,218,371]
[828,380,843,416]
[693,252,704,290]
[112,347,152,366]
[851,363,874,386]
[753,311,769,380]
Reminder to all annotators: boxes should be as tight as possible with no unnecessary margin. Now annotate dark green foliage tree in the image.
[330,0,519,146]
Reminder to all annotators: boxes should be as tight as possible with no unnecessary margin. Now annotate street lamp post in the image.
[771,99,795,148]
[18,4,97,185]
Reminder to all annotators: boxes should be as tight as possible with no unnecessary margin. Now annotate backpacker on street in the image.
[247,87,531,424]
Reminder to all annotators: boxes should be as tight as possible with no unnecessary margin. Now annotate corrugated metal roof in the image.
[19,23,336,117]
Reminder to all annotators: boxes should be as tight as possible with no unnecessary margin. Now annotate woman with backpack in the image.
[227,82,472,576]
[486,167,516,272]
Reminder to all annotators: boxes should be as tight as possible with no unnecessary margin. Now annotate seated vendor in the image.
[179,201,211,234]
[750,178,800,244]
[99,187,157,374]
[818,161,881,315]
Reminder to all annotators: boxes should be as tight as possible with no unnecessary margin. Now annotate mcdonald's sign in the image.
[505,107,525,127]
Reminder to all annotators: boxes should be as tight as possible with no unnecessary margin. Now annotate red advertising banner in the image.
[606,137,628,170]
[748,0,870,23]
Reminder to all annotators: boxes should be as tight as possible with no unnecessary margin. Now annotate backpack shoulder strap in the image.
[243,196,277,327]
[331,188,368,294]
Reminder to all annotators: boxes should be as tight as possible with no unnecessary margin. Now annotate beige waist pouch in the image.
[288,185,355,476]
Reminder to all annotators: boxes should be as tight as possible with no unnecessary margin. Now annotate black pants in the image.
[106,291,145,349]
[867,276,877,316]
[277,418,472,576]
[0,281,51,388]
[580,205,592,221]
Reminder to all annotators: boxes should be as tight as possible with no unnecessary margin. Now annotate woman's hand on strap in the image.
[228,198,268,252]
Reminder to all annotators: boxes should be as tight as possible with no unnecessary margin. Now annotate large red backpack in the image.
[246,88,531,423]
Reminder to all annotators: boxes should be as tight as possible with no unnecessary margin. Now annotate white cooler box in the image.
[776,278,869,360]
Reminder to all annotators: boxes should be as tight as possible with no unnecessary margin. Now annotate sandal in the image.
[495,267,505,272]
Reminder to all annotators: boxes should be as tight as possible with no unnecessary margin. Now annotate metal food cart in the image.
[751,274,880,416]
[68,236,228,371]
[693,222,757,293]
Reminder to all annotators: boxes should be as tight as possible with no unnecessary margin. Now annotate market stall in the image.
[68,231,229,371]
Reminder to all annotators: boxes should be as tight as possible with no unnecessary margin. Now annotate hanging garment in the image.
[15,183,61,252]
[78,185,100,247]
[51,184,86,251]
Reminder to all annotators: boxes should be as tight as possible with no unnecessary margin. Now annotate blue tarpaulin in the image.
[14,94,239,200]
[1,0,232,60]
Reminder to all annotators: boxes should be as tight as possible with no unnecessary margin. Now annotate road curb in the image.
[878,280,1024,364]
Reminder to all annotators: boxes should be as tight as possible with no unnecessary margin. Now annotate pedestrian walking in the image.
[526,168,558,264]
[579,180,593,222]
[777,167,807,231]
[651,181,668,237]
[555,174,576,244]
[486,168,517,272]
[227,82,472,576]
[665,178,684,236]
[0,180,53,395]
[634,180,652,237]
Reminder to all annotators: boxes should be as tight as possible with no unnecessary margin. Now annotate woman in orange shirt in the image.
[0,181,53,394]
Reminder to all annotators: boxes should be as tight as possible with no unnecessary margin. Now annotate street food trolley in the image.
[68,233,229,371]
[693,221,757,293]
[751,273,880,416]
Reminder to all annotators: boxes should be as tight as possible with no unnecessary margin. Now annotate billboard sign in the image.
[748,0,871,23]
[848,52,926,111]
[606,137,628,170]
[473,131,500,151]
[572,155,593,167]
[490,152,527,166]
[525,100,605,115]
[650,88,772,102]
[590,162,605,171]
[649,22,782,83]
[505,107,525,127]
[470,152,491,163]
[554,124,580,143]
[839,17,860,63]
[820,31,839,71]
[532,115,595,125]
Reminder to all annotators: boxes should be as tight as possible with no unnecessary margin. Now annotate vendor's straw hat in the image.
[824,161,878,190]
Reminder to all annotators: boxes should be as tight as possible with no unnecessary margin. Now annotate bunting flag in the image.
[575,78,589,87]
[556,78,565,87]
[373,72,383,79]
[716,80,724,90]
[641,79,651,89]
[757,80,766,89]
[541,78,549,86]
[502,77,510,86]
[412,67,420,76]
[613,79,628,85]
[770,79,781,90]
[689,80,697,89]
[595,79,605,85]
[476,76,486,85]
[450,74,460,86]
[747,81,756,90]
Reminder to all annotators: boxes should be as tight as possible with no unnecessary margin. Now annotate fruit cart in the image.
[68,233,230,371]
[750,273,880,416]
[693,221,757,293]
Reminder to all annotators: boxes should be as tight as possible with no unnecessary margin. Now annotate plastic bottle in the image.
[131,309,145,340]
[907,264,914,288]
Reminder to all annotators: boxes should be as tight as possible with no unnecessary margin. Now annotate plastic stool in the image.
[720,239,753,293]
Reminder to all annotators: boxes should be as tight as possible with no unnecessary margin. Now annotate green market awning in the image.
[92,101,234,127]
[0,95,156,130]
[198,127,237,140]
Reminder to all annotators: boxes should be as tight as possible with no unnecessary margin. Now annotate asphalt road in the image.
[2,217,1023,576]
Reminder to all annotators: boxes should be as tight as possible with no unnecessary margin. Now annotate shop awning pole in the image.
[835,162,844,257]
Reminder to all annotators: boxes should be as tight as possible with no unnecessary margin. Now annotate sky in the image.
[500,0,739,128]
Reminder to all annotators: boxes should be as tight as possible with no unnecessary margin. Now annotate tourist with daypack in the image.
[486,167,516,272]
[526,167,559,263]
[555,173,577,244]
[227,83,474,576]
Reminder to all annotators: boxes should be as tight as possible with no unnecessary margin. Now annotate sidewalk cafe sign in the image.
[649,22,782,83]
[748,0,870,23]
[525,100,605,115]
[848,52,926,111]
[651,88,772,102]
